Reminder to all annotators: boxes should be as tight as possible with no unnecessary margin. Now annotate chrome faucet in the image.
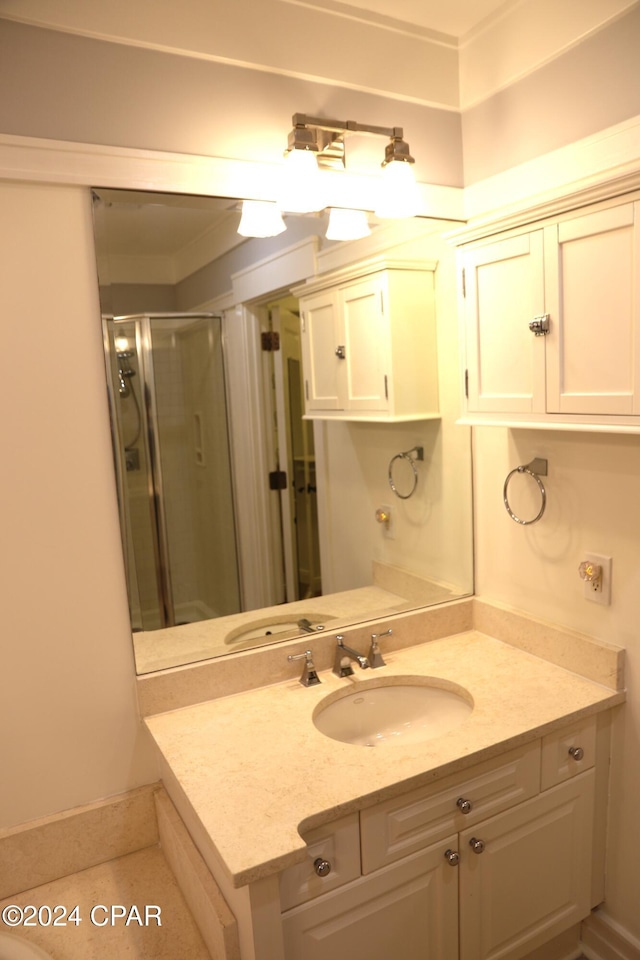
[333,635,370,677]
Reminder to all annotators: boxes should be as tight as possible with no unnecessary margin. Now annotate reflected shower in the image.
[103,313,242,632]
[115,336,136,398]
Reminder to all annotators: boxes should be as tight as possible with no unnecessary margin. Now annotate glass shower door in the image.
[106,313,241,631]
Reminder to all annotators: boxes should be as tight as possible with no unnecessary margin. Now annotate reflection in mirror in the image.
[104,312,241,631]
[93,189,473,675]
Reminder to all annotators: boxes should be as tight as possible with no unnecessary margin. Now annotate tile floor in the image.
[0,846,211,959]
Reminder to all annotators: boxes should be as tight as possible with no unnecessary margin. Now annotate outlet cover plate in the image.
[583,553,612,605]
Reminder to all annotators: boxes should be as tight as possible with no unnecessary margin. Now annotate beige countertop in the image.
[145,625,624,888]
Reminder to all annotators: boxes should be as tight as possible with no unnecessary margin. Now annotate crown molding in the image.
[454,114,640,242]
[0,134,464,223]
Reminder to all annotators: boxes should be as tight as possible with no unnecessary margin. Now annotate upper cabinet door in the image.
[300,292,342,413]
[545,201,640,415]
[339,275,389,414]
[459,773,594,960]
[462,231,546,414]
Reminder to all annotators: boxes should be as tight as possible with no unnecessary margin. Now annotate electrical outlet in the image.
[582,553,612,605]
[378,504,395,540]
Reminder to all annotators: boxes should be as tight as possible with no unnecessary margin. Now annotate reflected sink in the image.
[313,677,473,747]
[225,614,332,647]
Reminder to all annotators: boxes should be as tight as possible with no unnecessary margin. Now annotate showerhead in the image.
[118,372,132,397]
[117,350,136,398]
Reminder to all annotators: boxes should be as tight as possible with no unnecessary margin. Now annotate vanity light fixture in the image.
[279,112,420,218]
[374,135,420,219]
[325,207,371,241]
[238,200,286,237]
[237,113,420,238]
[278,120,326,214]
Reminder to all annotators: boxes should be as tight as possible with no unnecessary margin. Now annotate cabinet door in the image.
[545,201,640,415]
[459,772,594,960]
[339,276,390,413]
[300,292,342,412]
[462,232,546,414]
[282,840,458,960]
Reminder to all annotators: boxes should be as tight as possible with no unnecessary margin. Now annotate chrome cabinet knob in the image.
[469,837,485,854]
[444,849,460,866]
[529,314,550,336]
[313,858,332,877]
[335,345,346,359]
[568,745,584,761]
[457,797,473,814]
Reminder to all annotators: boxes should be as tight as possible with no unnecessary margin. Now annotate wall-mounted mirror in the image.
[93,188,473,675]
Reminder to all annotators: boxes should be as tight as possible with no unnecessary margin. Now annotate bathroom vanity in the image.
[142,601,624,960]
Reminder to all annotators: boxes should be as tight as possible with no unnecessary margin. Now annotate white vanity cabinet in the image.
[279,718,602,960]
[459,194,640,427]
[293,259,440,421]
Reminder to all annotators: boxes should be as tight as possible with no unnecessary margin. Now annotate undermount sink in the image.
[313,677,473,747]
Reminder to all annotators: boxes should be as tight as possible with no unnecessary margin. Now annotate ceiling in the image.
[94,190,237,259]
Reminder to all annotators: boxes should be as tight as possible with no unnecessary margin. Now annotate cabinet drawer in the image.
[279,813,360,911]
[361,741,540,873]
[541,716,596,790]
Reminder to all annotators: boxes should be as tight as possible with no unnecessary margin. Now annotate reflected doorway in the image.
[267,296,322,602]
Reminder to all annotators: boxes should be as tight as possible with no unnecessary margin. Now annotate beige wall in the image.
[0,19,463,188]
[0,181,157,829]
[461,3,640,184]
[0,0,460,109]
[473,426,640,939]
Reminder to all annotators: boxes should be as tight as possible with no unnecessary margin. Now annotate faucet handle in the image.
[368,629,392,668]
[288,649,321,686]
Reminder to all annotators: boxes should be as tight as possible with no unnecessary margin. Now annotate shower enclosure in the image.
[103,313,241,631]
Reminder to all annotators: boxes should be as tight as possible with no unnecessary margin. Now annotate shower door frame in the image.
[105,311,239,630]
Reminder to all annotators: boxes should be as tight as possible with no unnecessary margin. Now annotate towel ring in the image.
[388,446,424,500]
[503,458,548,525]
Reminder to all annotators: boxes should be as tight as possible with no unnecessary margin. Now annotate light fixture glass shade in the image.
[325,208,371,241]
[238,200,286,238]
[278,149,325,214]
[374,160,420,219]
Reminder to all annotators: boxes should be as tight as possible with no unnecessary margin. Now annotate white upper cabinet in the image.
[545,202,640,416]
[294,259,440,422]
[463,231,546,415]
[459,194,640,430]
